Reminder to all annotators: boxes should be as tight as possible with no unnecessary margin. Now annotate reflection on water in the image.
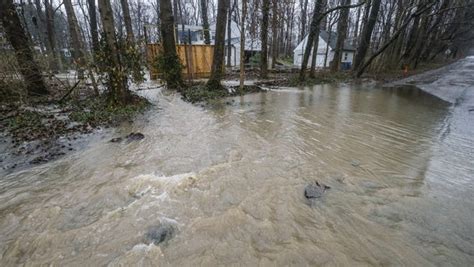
[0,83,473,266]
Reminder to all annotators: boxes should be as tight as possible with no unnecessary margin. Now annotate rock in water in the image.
[304,181,330,199]
[109,137,123,143]
[145,224,175,245]
[109,133,144,143]
[351,160,361,167]
[126,132,145,142]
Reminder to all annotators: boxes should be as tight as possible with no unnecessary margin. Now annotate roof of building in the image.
[294,30,356,52]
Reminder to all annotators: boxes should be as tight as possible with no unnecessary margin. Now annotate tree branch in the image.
[355,2,436,77]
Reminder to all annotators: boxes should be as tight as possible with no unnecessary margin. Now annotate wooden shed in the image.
[147,44,214,80]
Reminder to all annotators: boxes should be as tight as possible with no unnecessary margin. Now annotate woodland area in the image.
[1,0,474,166]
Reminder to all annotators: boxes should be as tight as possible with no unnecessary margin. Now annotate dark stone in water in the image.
[145,224,175,245]
[126,132,145,142]
[109,132,144,143]
[304,181,330,199]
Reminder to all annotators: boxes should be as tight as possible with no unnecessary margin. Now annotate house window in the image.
[344,53,348,61]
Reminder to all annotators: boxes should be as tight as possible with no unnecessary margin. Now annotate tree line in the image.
[1,0,473,103]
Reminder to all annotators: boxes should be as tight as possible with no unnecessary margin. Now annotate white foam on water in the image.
[131,243,157,252]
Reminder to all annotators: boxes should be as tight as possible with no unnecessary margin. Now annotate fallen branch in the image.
[59,80,81,103]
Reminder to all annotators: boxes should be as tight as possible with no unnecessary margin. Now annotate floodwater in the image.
[1,65,474,266]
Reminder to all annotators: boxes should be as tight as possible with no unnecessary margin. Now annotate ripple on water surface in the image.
[0,82,473,266]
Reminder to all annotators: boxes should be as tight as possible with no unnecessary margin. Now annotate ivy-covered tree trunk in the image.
[207,0,229,90]
[98,0,130,104]
[0,0,49,95]
[200,0,211,45]
[159,0,183,88]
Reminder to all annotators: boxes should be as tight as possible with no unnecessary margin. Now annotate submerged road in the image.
[0,58,473,265]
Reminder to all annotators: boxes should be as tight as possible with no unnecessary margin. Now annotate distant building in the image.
[176,24,207,44]
[175,21,261,67]
[293,30,356,69]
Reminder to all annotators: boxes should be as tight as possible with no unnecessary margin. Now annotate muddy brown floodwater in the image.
[1,61,474,265]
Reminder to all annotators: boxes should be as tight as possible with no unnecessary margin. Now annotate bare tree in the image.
[64,0,87,78]
[260,0,270,78]
[227,0,236,67]
[87,0,99,54]
[352,0,381,72]
[98,0,130,104]
[200,0,211,44]
[271,0,278,68]
[239,0,247,90]
[207,0,229,89]
[120,0,135,43]
[0,0,49,95]
[330,0,351,72]
[159,0,182,88]
[309,0,325,77]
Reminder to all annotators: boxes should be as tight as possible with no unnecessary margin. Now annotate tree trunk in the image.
[330,0,351,72]
[260,0,270,78]
[300,0,309,41]
[271,0,278,68]
[200,0,211,44]
[352,5,361,46]
[159,0,182,88]
[0,0,48,95]
[40,0,61,72]
[299,0,323,80]
[310,0,327,76]
[309,33,320,77]
[64,0,86,79]
[360,0,371,35]
[408,13,430,69]
[352,0,381,72]
[120,0,135,43]
[355,2,434,77]
[419,0,450,61]
[239,0,247,91]
[98,0,130,104]
[226,0,235,67]
[206,0,229,89]
[87,0,100,55]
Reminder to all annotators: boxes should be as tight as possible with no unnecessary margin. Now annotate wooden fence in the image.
[147,44,214,80]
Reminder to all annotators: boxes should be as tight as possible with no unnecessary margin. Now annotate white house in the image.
[210,21,261,67]
[293,30,355,69]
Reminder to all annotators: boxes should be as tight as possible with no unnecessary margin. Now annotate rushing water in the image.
[1,80,473,265]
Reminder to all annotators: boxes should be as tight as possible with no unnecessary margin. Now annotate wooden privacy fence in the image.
[147,44,214,80]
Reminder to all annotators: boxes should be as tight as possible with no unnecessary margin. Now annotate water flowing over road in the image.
[1,59,473,265]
